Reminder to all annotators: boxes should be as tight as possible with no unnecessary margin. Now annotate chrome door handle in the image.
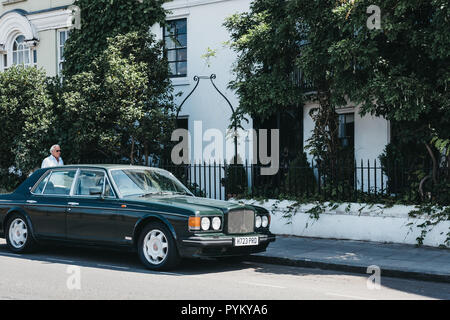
[26,200,37,204]
[68,202,79,206]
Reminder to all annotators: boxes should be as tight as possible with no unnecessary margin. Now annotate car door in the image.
[27,169,77,239]
[66,169,123,244]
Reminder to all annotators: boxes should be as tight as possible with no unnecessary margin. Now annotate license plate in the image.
[234,236,259,247]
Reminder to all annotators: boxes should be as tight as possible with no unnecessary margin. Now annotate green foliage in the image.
[64,0,167,78]
[0,66,54,189]
[61,31,175,164]
[0,2,176,191]
[185,182,206,198]
[225,0,449,205]
[432,137,450,157]
[408,204,450,247]
[224,0,305,123]
[284,152,316,196]
[221,156,248,198]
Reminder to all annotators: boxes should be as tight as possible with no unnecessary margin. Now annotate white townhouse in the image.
[155,0,390,193]
[0,0,390,189]
[0,0,73,76]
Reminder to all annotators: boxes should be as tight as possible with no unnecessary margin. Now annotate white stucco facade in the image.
[303,102,390,192]
[154,0,254,164]
[0,0,74,76]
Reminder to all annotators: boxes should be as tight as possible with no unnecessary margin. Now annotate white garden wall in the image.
[238,199,450,248]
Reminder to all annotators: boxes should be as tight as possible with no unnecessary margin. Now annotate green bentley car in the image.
[0,165,275,270]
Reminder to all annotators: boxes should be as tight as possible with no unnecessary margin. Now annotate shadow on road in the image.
[0,241,254,276]
[1,240,449,300]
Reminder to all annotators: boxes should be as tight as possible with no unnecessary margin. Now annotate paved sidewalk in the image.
[249,236,450,283]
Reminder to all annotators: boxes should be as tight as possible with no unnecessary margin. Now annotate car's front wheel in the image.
[6,213,36,253]
[138,222,180,270]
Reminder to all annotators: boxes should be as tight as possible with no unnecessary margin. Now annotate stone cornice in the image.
[2,0,27,6]
[164,0,233,11]
[27,7,72,32]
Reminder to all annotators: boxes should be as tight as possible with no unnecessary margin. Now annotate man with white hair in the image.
[41,145,64,168]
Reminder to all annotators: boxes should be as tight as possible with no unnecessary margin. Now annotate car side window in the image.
[74,170,104,196]
[43,170,76,195]
[33,173,50,194]
[74,170,116,198]
[104,178,115,198]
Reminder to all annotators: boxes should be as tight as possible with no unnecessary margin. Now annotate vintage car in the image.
[0,165,275,270]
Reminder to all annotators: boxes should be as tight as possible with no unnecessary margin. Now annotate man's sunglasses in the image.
[55,150,61,152]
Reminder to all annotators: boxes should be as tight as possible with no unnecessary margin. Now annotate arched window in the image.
[12,35,32,67]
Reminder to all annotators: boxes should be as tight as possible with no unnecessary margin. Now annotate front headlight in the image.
[212,217,221,230]
[201,217,211,231]
[255,215,262,228]
[262,215,269,228]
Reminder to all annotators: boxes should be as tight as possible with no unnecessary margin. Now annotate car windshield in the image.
[110,168,192,197]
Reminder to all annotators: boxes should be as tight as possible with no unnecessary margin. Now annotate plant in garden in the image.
[408,204,450,247]
[221,156,248,198]
[61,31,175,164]
[284,152,316,196]
[0,66,54,189]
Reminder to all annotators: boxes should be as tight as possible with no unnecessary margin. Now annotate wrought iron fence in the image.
[159,160,428,203]
[87,158,446,204]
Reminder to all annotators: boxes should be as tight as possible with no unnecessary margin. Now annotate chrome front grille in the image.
[227,209,255,234]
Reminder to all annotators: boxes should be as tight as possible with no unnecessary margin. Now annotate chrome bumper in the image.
[181,234,276,247]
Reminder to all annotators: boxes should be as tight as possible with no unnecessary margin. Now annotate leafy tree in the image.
[224,0,304,124]
[225,0,449,202]
[330,0,450,199]
[224,0,345,169]
[0,66,54,188]
[64,0,167,78]
[61,31,175,164]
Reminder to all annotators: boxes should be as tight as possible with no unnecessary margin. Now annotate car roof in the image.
[46,164,163,170]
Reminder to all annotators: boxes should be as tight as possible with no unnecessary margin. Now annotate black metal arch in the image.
[175,74,238,162]
[176,74,235,119]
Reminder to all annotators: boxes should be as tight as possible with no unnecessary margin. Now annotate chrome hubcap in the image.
[143,229,168,265]
[9,218,28,249]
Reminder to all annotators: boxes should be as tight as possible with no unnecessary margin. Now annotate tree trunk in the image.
[424,142,438,184]
[144,142,149,166]
[130,137,135,165]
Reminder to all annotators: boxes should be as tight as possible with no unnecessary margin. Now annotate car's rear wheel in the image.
[138,222,180,270]
[6,213,36,253]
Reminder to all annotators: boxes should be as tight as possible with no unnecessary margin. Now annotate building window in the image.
[12,35,32,67]
[58,29,70,76]
[163,19,187,78]
[338,113,355,149]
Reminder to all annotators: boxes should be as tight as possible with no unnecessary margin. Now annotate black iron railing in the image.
[86,158,447,204]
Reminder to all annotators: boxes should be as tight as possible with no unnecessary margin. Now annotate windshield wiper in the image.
[138,191,173,197]
[171,191,189,195]
[139,191,191,197]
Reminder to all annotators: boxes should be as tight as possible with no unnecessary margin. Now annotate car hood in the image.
[126,195,251,216]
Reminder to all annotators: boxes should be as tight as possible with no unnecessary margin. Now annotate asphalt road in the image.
[0,239,449,300]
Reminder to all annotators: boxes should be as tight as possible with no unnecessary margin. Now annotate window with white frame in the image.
[163,19,187,78]
[57,29,70,76]
[12,35,34,67]
[1,35,37,70]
